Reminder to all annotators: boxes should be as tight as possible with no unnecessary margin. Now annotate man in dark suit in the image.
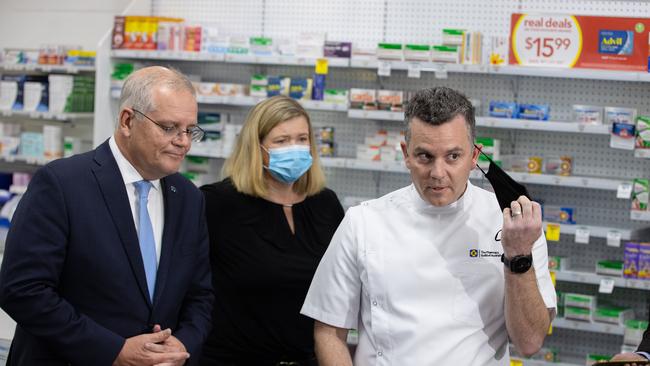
[0,66,214,365]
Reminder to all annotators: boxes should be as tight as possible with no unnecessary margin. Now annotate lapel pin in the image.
[170,185,177,193]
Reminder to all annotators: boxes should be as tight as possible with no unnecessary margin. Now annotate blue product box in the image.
[489,101,518,118]
[266,76,290,97]
[312,74,326,101]
[518,104,550,121]
[542,205,576,225]
[599,30,634,55]
[289,78,313,100]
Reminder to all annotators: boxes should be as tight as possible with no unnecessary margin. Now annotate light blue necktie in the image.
[134,180,157,301]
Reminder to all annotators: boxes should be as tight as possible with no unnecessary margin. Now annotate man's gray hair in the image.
[404,87,476,145]
[118,66,196,114]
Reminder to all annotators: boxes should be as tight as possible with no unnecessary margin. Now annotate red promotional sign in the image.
[510,13,650,71]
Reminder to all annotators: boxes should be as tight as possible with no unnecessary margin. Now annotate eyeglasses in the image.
[131,108,205,143]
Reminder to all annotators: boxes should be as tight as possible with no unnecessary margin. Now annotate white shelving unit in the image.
[554,270,650,291]
[108,50,650,83]
[553,317,624,336]
[0,110,93,122]
[0,63,95,74]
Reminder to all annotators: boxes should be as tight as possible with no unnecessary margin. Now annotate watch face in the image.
[512,256,533,273]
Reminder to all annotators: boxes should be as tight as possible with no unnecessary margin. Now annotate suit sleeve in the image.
[172,193,214,364]
[0,165,125,365]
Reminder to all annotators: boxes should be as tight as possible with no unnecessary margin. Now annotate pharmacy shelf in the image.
[196,95,348,112]
[476,117,610,135]
[552,317,624,336]
[0,110,93,121]
[321,157,628,191]
[0,157,45,174]
[349,58,487,73]
[511,357,581,366]
[553,270,650,291]
[544,223,631,241]
[0,63,95,74]
[110,50,349,67]
[347,110,611,135]
[110,50,650,82]
[635,149,650,159]
[630,211,650,222]
[488,65,650,83]
[473,170,627,191]
[347,109,403,121]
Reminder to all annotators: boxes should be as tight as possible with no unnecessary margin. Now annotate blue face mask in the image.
[263,145,313,184]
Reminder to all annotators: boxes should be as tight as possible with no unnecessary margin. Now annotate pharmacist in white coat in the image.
[301,87,556,366]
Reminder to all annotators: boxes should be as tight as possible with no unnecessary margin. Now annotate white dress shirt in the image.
[301,182,556,366]
[109,137,164,264]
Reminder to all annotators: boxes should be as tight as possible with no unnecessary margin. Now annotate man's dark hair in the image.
[404,87,475,144]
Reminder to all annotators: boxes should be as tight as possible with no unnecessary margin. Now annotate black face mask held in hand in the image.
[474,145,531,211]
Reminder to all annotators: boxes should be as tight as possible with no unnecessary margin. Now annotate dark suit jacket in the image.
[0,140,214,365]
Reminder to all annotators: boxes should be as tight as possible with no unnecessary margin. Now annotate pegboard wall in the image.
[136,0,650,361]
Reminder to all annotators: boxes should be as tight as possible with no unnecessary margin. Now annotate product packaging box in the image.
[632,178,649,211]
[636,116,650,149]
[518,104,550,120]
[324,41,352,58]
[595,260,624,277]
[350,89,376,110]
[489,101,518,118]
[544,155,572,176]
[543,205,576,224]
[573,105,603,124]
[638,242,650,279]
[625,242,640,279]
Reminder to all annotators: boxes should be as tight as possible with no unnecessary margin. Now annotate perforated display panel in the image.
[135,0,650,361]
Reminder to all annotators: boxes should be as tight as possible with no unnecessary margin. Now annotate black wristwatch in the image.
[501,253,533,273]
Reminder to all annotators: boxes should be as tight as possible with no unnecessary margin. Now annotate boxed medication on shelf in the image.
[267,76,291,97]
[376,90,403,112]
[564,293,596,310]
[624,320,648,346]
[250,85,267,97]
[543,205,576,224]
[460,31,483,65]
[548,256,570,271]
[489,36,509,65]
[518,104,550,121]
[403,44,431,61]
[43,125,62,160]
[431,45,460,63]
[636,116,650,149]
[605,107,637,125]
[250,37,273,56]
[638,242,650,279]
[20,132,44,159]
[350,89,376,110]
[63,136,82,158]
[251,74,268,86]
[632,178,649,211]
[564,306,592,321]
[610,122,636,150]
[295,32,325,58]
[475,137,500,168]
[526,156,543,174]
[573,105,603,124]
[227,35,250,55]
[489,101,517,118]
[593,305,634,326]
[376,43,403,60]
[595,260,624,277]
[200,26,225,54]
[544,155,572,176]
[289,78,313,100]
[442,29,465,46]
[324,41,352,58]
[323,89,348,105]
[356,145,380,161]
[624,242,640,279]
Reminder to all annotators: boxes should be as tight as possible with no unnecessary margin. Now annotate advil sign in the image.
[510,13,650,71]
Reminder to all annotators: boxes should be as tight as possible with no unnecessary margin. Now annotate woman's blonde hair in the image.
[223,95,326,197]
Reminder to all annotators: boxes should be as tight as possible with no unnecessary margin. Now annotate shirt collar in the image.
[409,180,473,214]
[109,136,161,191]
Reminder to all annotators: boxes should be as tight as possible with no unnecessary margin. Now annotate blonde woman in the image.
[199,96,344,366]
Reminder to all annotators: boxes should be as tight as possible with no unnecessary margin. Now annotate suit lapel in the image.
[92,141,152,307]
[153,176,179,305]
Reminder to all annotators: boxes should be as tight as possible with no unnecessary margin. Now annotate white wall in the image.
[0,0,149,50]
